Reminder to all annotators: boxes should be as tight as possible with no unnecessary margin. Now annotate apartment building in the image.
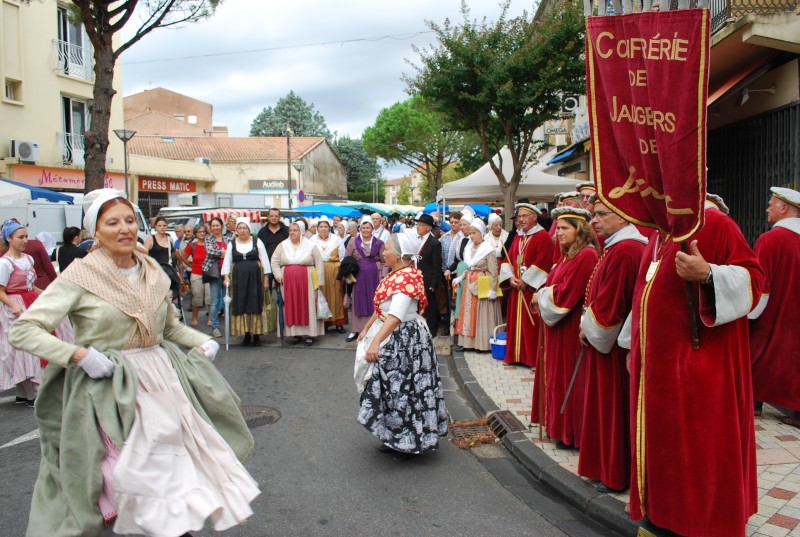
[0,0,127,192]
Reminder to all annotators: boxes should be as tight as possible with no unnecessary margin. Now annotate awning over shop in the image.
[546,144,582,165]
[202,209,261,223]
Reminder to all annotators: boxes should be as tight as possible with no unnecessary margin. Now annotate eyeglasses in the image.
[593,210,613,218]
[579,195,592,201]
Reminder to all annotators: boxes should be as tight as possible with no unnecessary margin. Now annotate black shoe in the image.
[25,399,35,408]
[15,397,26,404]
[346,332,358,342]
[597,482,626,493]
[242,333,251,347]
[454,345,464,352]
[555,441,574,450]
[304,338,313,347]
[252,335,261,347]
[336,326,346,334]
[291,336,302,345]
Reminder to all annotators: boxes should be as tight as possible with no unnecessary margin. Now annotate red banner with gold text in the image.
[586,9,710,241]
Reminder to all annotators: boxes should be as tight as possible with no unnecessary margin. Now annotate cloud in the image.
[120,0,532,177]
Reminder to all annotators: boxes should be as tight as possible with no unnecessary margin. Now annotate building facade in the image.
[0,0,127,193]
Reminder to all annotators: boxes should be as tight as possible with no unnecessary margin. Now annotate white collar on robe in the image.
[464,240,494,269]
[603,224,649,249]
[281,236,315,264]
[774,217,800,236]
[312,234,341,261]
[517,224,544,237]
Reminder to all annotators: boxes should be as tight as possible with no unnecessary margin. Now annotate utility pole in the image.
[286,123,292,209]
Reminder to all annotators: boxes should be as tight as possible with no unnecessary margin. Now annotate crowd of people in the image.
[1,181,798,536]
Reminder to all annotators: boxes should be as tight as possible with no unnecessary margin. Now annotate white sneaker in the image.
[212,328,222,338]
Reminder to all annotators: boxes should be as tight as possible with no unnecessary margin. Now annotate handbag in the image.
[317,289,332,319]
[202,260,220,284]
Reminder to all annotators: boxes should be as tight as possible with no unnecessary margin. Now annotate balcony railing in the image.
[51,40,94,81]
[709,0,798,33]
[59,132,85,165]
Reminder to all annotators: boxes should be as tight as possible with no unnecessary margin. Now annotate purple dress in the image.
[345,235,384,332]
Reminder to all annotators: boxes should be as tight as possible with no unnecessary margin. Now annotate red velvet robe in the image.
[750,219,800,410]
[532,246,598,447]
[629,208,764,536]
[578,230,646,490]
[503,227,554,367]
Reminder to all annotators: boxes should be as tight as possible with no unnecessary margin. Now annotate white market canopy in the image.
[440,146,583,203]
[0,180,32,206]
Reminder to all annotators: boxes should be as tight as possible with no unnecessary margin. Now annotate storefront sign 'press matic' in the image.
[138,177,196,193]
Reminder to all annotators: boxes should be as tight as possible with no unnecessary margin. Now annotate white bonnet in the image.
[82,188,126,237]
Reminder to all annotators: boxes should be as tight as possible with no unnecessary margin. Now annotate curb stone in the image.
[447,350,639,537]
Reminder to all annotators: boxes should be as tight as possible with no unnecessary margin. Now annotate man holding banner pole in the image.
[586,8,765,535]
[500,203,554,368]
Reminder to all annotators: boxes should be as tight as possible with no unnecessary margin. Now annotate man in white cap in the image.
[576,182,596,213]
[577,196,647,494]
[501,202,554,367]
[749,186,800,428]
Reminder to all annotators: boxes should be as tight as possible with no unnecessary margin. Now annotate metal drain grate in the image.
[487,410,526,438]
[449,418,496,449]
[241,405,281,430]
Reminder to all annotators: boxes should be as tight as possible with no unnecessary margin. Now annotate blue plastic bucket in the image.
[490,331,507,360]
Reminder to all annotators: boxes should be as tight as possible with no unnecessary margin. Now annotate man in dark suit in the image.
[414,213,443,336]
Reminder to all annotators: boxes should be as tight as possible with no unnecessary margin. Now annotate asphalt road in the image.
[0,326,619,537]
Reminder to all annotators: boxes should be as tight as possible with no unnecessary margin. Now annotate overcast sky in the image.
[120,0,534,178]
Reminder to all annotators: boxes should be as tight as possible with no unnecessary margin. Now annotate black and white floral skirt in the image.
[357,318,449,453]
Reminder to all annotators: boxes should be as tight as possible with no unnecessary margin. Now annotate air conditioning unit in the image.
[10,139,40,163]
[194,157,210,165]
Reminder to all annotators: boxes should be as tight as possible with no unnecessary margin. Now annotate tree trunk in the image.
[503,180,520,231]
[83,35,116,193]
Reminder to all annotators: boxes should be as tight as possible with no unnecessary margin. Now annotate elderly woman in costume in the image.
[531,207,599,450]
[222,218,270,347]
[484,212,509,259]
[343,215,386,343]
[453,218,503,352]
[270,219,325,346]
[356,233,449,456]
[312,216,348,333]
[0,221,73,407]
[8,189,259,537]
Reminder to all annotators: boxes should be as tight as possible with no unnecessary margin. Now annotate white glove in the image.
[200,340,220,361]
[488,290,498,300]
[452,276,463,287]
[78,347,115,379]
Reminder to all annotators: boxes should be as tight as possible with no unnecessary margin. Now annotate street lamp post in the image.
[285,123,292,209]
[409,185,416,205]
[293,162,305,205]
[113,129,136,199]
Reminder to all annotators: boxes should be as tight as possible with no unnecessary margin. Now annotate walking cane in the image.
[223,283,231,351]
[560,345,586,414]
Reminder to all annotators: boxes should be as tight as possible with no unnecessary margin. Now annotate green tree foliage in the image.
[330,136,381,195]
[250,91,332,139]
[362,96,479,201]
[396,178,412,205]
[57,0,221,192]
[407,0,586,218]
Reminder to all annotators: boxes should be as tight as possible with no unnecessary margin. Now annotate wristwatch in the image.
[701,269,713,286]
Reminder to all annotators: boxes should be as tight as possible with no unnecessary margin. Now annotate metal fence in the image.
[710,0,799,33]
[707,101,800,244]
